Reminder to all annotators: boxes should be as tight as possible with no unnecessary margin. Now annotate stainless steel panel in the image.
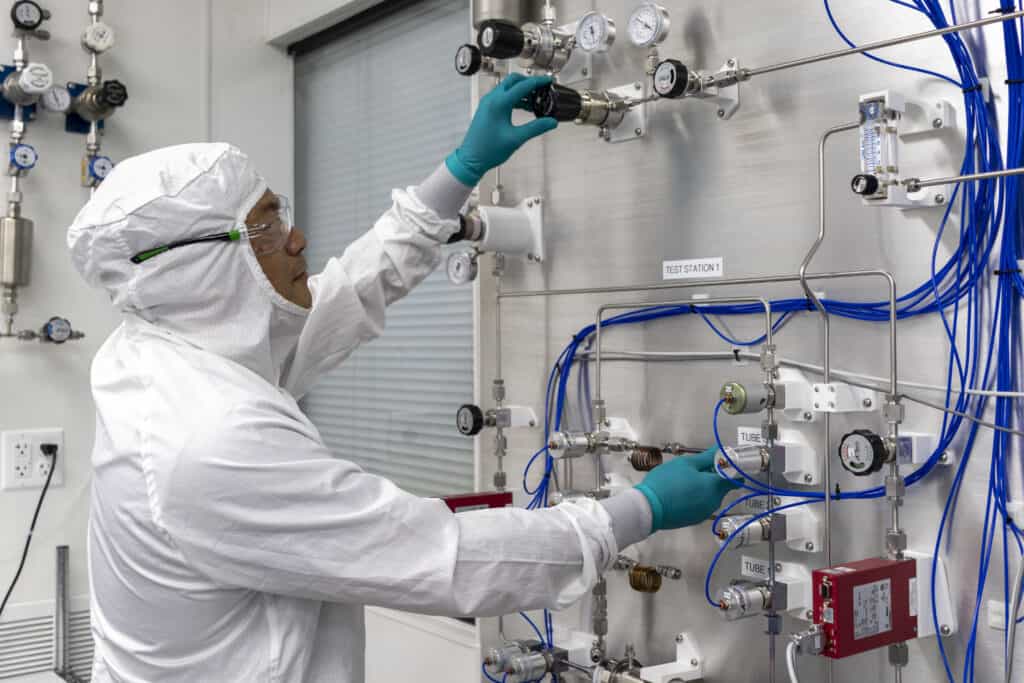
[473,0,527,27]
[475,1,1011,681]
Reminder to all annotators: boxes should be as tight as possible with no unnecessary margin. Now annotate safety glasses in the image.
[130,194,293,264]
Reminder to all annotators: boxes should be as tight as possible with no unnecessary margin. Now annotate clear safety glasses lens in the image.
[246,195,293,256]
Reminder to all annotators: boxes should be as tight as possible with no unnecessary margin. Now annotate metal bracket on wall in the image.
[639,632,704,682]
[606,83,647,143]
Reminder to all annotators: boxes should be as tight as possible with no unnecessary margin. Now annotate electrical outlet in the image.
[2,429,64,491]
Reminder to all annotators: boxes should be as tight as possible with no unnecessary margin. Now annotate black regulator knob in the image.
[653,59,690,99]
[456,404,486,436]
[101,80,128,108]
[851,173,880,196]
[455,44,483,76]
[838,429,888,476]
[477,19,525,59]
[531,83,583,122]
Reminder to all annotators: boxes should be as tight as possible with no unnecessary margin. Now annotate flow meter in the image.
[40,84,70,113]
[41,316,72,343]
[11,0,47,32]
[454,44,483,76]
[72,79,128,121]
[2,62,53,106]
[653,58,699,99]
[838,429,887,476]
[627,2,670,47]
[531,83,629,129]
[575,11,616,53]
[446,250,479,285]
[9,143,37,173]
[82,21,116,54]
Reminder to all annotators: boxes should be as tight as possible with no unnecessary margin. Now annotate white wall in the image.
[0,1,214,680]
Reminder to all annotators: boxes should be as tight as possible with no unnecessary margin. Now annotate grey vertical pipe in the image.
[54,545,69,675]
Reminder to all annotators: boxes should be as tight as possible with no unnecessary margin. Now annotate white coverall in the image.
[67,143,650,682]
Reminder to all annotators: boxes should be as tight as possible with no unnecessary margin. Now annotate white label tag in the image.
[854,578,893,640]
[738,427,765,446]
[741,556,771,581]
[909,578,918,617]
[662,257,724,280]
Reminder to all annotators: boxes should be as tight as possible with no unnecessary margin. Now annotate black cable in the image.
[0,444,58,620]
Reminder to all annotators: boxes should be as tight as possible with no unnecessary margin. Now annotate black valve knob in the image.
[455,44,483,76]
[477,19,525,59]
[101,80,128,108]
[11,1,47,31]
[838,429,887,476]
[456,404,486,436]
[531,83,583,122]
[851,173,880,196]
[653,59,690,99]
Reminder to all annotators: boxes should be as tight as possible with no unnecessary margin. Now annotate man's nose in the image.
[286,227,306,256]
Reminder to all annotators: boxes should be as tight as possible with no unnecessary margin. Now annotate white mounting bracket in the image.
[810,382,879,413]
[858,90,957,210]
[477,196,545,262]
[556,25,592,86]
[734,424,820,486]
[493,405,539,429]
[639,632,704,682]
[905,550,957,638]
[606,82,648,144]
[897,431,956,467]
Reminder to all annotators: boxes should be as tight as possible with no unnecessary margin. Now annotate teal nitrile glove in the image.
[634,447,741,532]
[445,73,559,187]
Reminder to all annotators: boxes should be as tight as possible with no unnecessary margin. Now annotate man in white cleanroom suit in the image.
[67,74,736,682]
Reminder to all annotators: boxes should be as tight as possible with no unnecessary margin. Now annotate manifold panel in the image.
[461,0,1021,681]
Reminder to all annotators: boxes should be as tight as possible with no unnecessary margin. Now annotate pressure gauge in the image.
[42,317,72,344]
[455,44,483,76]
[82,22,116,54]
[40,84,71,113]
[10,143,38,171]
[446,250,479,285]
[653,58,692,98]
[456,404,486,436]
[838,429,887,476]
[627,2,670,47]
[11,1,45,31]
[88,155,114,182]
[575,11,616,53]
[851,173,881,196]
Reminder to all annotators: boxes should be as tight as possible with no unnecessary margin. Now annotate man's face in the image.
[248,190,312,309]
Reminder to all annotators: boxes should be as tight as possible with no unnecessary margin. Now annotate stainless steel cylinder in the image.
[721,380,772,414]
[519,23,573,73]
[578,90,628,128]
[0,215,33,287]
[2,62,53,106]
[473,0,526,28]
[508,652,549,682]
[718,582,772,621]
[717,514,772,547]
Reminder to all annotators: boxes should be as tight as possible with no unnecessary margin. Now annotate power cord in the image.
[0,443,58,620]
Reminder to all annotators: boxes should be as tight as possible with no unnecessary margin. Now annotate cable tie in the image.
[963,84,983,93]
[1006,79,1024,86]
[834,483,842,500]
[993,268,1022,276]
[733,348,741,362]
[989,5,1014,14]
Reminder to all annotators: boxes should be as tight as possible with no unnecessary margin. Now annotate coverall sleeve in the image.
[281,167,467,399]
[159,403,618,616]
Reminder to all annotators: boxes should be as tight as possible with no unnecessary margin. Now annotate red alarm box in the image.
[442,491,513,513]
[813,557,917,659]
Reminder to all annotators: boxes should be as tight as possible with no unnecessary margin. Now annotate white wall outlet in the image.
[1,429,64,491]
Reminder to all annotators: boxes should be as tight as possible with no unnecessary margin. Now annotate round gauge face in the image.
[41,85,71,113]
[45,317,72,343]
[83,22,116,53]
[90,156,114,180]
[653,60,680,96]
[13,1,42,29]
[627,3,669,47]
[575,12,616,53]
[446,251,478,285]
[839,434,874,473]
[19,63,52,94]
[12,144,37,169]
